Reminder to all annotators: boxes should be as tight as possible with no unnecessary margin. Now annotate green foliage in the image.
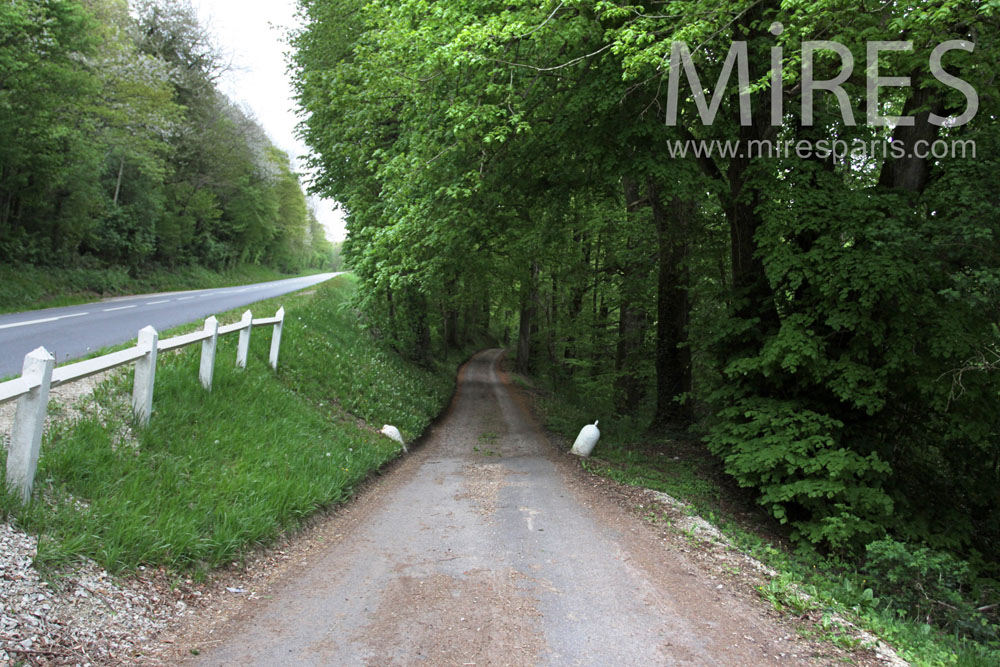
[863,538,999,642]
[707,397,893,550]
[276,276,460,440]
[704,142,1000,552]
[0,277,458,574]
[0,0,333,276]
[293,4,999,659]
[539,383,1000,662]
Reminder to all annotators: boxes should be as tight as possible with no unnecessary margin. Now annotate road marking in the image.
[146,300,170,305]
[177,296,196,301]
[103,305,137,312]
[0,312,89,330]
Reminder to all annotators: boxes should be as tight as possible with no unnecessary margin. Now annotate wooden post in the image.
[236,310,252,369]
[6,347,54,503]
[199,316,219,390]
[132,326,158,426]
[269,307,284,371]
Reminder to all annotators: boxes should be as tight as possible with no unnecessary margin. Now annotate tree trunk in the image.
[614,177,647,414]
[516,262,539,374]
[564,237,588,361]
[649,179,693,430]
[443,279,459,350]
[878,82,943,194]
[412,290,432,366]
[547,273,560,376]
[385,284,396,341]
[481,292,491,339]
[723,1,781,338]
[113,157,125,207]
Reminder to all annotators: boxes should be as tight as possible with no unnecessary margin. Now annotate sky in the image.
[188,0,347,242]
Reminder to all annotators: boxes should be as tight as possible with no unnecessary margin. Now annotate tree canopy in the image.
[0,0,335,273]
[292,0,1000,569]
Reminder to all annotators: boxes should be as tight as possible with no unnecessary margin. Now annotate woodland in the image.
[0,0,335,275]
[292,0,1000,633]
[4,0,1000,652]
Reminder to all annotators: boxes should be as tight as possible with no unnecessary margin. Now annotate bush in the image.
[863,538,999,641]
[707,396,894,551]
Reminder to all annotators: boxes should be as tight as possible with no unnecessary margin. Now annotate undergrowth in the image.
[0,275,464,577]
[526,373,1000,667]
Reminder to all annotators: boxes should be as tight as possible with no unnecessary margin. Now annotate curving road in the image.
[0,272,342,377]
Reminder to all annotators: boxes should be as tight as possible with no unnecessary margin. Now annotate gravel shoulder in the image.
[1,370,181,665]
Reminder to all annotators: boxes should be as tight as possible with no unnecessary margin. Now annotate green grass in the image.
[0,262,329,314]
[0,275,464,578]
[529,377,1000,667]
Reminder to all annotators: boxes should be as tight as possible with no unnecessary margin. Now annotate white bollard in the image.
[199,316,219,390]
[132,326,158,426]
[570,420,600,457]
[380,424,407,452]
[236,310,252,369]
[269,307,284,371]
[6,347,54,503]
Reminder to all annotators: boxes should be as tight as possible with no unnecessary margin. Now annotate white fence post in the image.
[269,307,285,371]
[199,316,219,390]
[132,326,158,426]
[5,347,54,503]
[236,310,252,369]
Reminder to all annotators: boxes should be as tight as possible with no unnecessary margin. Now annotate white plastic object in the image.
[570,420,600,457]
[380,424,407,452]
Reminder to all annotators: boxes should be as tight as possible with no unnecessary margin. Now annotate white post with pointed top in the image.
[132,326,158,426]
[269,307,285,371]
[199,316,219,390]
[236,310,252,369]
[6,347,55,503]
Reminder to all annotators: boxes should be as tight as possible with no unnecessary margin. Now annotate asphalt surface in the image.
[0,273,342,378]
[180,350,818,666]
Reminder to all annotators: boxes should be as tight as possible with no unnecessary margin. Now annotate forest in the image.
[0,0,335,275]
[292,0,1000,634]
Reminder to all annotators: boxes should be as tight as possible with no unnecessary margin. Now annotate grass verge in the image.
[523,374,1000,667]
[0,275,470,578]
[0,262,330,314]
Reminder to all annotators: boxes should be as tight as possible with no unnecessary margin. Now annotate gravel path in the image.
[153,349,870,666]
[1,350,903,666]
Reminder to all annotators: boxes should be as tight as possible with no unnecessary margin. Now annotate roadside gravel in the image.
[0,521,182,665]
[0,372,189,665]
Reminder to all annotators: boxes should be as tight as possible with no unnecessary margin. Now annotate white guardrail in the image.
[1,307,285,503]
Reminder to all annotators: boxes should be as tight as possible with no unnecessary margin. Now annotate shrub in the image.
[863,538,999,641]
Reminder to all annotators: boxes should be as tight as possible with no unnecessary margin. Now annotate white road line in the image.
[0,312,89,331]
[103,305,137,312]
[177,296,196,301]
[146,300,170,305]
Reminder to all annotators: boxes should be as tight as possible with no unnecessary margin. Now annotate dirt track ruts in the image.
[172,349,841,666]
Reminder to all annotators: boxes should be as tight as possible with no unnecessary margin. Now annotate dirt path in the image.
[168,350,845,666]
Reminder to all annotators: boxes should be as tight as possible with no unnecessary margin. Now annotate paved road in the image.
[0,273,342,377]
[179,350,820,666]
